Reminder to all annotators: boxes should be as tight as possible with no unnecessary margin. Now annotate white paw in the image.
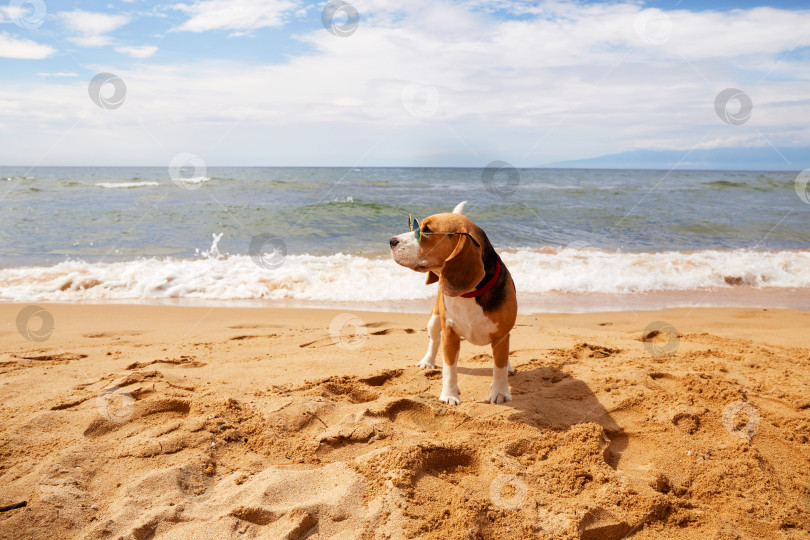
[507,361,515,375]
[439,389,461,406]
[487,389,512,404]
[415,357,437,369]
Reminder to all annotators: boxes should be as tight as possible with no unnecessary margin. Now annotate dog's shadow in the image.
[457,361,628,469]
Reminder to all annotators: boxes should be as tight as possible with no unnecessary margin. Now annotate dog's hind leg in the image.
[416,312,441,369]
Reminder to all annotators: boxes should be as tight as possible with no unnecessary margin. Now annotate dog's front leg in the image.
[416,313,441,369]
[488,333,512,404]
[438,326,461,405]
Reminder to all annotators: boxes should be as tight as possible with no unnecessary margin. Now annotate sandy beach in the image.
[5,0,810,537]
[1,303,809,539]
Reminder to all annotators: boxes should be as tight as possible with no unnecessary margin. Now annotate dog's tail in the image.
[452,201,467,214]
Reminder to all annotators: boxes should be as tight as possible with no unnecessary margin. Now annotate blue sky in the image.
[1,0,809,167]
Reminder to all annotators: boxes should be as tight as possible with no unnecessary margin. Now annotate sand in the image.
[1,303,809,539]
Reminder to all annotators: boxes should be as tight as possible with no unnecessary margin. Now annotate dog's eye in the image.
[422,225,431,234]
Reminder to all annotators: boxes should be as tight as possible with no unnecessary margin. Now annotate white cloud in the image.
[61,10,130,34]
[172,0,300,32]
[2,1,810,166]
[36,72,80,77]
[70,35,115,47]
[60,10,130,47]
[0,32,55,59]
[115,45,158,58]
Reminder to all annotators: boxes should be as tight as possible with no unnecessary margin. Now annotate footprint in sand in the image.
[227,323,284,330]
[177,463,216,502]
[126,356,206,369]
[83,396,192,437]
[17,352,87,363]
[370,328,417,336]
[358,370,402,387]
[84,331,142,339]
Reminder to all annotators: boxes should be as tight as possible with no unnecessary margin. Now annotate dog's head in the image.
[389,213,486,297]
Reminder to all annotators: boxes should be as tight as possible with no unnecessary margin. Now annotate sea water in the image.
[1,166,808,312]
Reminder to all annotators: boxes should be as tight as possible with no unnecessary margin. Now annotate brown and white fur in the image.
[389,203,518,405]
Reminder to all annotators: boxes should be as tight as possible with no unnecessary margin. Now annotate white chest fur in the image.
[443,295,497,346]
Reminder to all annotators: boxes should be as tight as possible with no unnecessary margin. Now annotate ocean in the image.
[1,166,809,313]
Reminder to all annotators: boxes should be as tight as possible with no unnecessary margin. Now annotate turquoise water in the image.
[1,166,808,268]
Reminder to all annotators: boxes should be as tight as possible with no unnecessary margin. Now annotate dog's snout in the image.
[389,237,400,248]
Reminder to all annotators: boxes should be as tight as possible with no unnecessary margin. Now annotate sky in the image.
[0,0,809,168]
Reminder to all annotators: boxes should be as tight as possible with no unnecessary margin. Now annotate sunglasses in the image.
[409,215,480,247]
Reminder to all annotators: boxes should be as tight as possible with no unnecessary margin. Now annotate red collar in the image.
[460,260,501,298]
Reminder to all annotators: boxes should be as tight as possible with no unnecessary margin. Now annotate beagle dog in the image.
[389,203,517,405]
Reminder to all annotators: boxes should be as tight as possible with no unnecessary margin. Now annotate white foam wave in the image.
[96,181,160,189]
[175,176,210,185]
[507,248,810,293]
[0,248,809,304]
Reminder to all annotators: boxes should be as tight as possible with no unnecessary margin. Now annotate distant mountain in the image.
[546,147,810,171]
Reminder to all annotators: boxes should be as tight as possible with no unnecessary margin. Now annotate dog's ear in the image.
[439,232,485,297]
[425,271,439,285]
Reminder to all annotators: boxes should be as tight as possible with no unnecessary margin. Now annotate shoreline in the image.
[2,303,809,538]
[2,285,809,314]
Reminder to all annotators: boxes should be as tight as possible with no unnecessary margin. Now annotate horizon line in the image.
[0,164,804,173]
